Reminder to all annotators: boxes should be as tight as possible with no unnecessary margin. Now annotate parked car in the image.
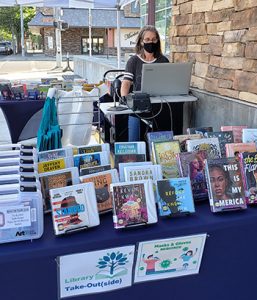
[0,41,13,55]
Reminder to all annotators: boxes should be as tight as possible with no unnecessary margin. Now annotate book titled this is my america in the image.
[156,177,195,217]
[205,157,247,213]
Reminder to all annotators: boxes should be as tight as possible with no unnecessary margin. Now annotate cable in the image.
[160,97,173,132]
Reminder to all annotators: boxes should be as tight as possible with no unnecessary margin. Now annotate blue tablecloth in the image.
[0,99,45,143]
[0,201,256,300]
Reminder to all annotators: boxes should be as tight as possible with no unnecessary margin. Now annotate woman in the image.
[209,165,231,200]
[121,25,169,95]
[120,25,169,141]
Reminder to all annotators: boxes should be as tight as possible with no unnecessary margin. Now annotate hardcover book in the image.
[110,180,157,228]
[173,133,202,152]
[156,178,195,217]
[114,141,146,155]
[239,152,257,204]
[176,150,208,200]
[114,153,146,170]
[80,169,119,213]
[205,131,234,157]
[38,157,73,174]
[72,143,110,155]
[225,142,256,158]
[205,157,247,212]
[124,165,163,182]
[242,128,257,147]
[187,126,213,137]
[221,125,247,143]
[73,151,109,175]
[186,137,221,159]
[146,131,173,160]
[49,182,99,235]
[152,140,181,178]
[39,167,80,213]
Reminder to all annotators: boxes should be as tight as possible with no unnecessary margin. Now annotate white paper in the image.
[134,233,207,283]
[58,245,135,298]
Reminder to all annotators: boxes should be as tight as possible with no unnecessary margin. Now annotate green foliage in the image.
[0,7,35,41]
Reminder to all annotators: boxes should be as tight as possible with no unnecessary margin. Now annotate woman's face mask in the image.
[143,42,158,54]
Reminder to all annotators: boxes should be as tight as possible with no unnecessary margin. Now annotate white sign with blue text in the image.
[134,233,207,283]
[58,245,135,298]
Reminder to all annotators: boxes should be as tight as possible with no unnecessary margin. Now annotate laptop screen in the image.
[141,62,193,96]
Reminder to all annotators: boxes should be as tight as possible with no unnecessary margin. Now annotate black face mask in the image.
[143,42,158,54]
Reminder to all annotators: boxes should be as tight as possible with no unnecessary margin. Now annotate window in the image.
[82,37,104,55]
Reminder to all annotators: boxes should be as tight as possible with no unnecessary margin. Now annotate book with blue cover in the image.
[146,131,173,160]
[156,178,195,217]
[114,142,146,155]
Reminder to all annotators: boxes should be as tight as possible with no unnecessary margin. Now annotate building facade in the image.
[28,5,140,56]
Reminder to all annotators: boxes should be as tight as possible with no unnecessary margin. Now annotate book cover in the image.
[173,133,202,152]
[187,127,213,136]
[114,153,146,170]
[205,157,247,212]
[152,141,180,178]
[73,152,109,175]
[186,137,221,159]
[51,185,90,235]
[177,150,208,200]
[111,182,149,228]
[239,152,257,204]
[221,125,247,143]
[73,143,110,155]
[81,169,119,213]
[124,165,163,182]
[156,178,195,216]
[242,128,257,147]
[118,161,152,182]
[205,131,234,158]
[146,131,173,159]
[114,142,146,155]
[225,142,256,158]
[39,167,79,213]
[80,164,111,176]
[38,148,72,162]
[38,157,73,174]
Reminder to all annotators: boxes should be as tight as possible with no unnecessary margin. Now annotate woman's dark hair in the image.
[135,25,162,58]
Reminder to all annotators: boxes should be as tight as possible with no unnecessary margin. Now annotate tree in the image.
[96,251,128,275]
[0,6,35,52]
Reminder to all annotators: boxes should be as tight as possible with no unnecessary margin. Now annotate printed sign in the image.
[58,245,135,298]
[134,234,207,283]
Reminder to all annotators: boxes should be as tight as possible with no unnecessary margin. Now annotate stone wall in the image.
[43,27,55,56]
[170,0,257,104]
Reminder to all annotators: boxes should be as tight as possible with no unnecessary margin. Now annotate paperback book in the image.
[152,140,180,178]
[110,180,157,228]
[205,131,234,157]
[80,169,119,213]
[187,137,221,159]
[205,157,247,212]
[239,152,257,204]
[39,167,80,213]
[221,125,247,143]
[38,157,73,174]
[176,150,208,200]
[173,133,202,152]
[146,131,173,160]
[156,178,195,217]
[225,142,256,158]
[49,182,100,235]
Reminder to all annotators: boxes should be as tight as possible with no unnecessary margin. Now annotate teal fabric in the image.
[37,97,62,151]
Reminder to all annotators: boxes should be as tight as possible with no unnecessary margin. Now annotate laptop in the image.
[141,62,193,96]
